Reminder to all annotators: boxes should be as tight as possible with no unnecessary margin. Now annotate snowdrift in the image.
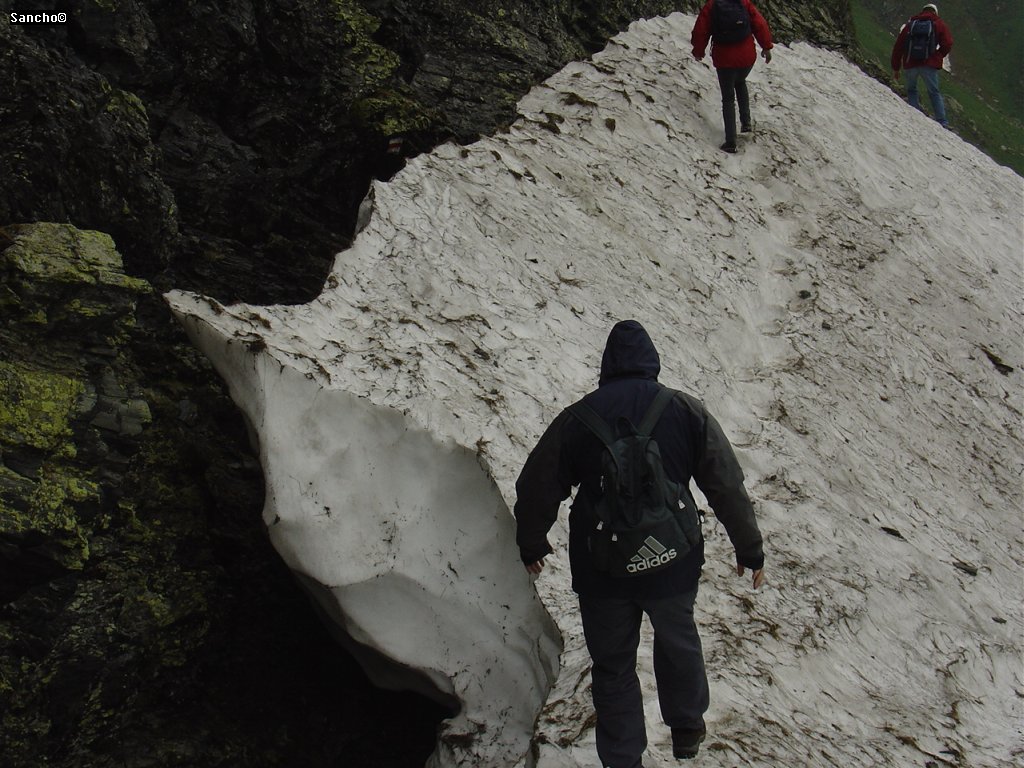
[167,13,1022,768]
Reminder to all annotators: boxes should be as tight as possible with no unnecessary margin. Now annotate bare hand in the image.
[736,564,765,589]
[526,559,545,575]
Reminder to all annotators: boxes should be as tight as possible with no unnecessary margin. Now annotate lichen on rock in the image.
[0,362,83,454]
[3,223,149,292]
[0,223,151,576]
[0,360,96,569]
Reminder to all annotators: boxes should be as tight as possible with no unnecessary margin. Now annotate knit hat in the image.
[922,3,938,12]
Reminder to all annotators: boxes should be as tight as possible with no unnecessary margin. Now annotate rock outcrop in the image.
[1,224,151,589]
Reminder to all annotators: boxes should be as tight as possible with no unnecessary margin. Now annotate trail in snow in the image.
[169,12,1022,768]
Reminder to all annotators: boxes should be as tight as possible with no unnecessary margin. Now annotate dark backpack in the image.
[905,18,936,63]
[712,0,752,44]
[570,387,702,578]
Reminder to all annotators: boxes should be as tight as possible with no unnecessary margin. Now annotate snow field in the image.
[169,12,1022,768]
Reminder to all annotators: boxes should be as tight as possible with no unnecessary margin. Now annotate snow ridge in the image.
[168,12,1022,768]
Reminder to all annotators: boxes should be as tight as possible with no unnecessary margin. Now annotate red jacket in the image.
[691,0,773,69]
[891,10,953,71]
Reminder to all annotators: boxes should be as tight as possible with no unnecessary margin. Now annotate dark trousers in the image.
[716,66,754,145]
[579,586,709,768]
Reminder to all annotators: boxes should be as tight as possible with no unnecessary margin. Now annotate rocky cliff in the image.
[1,2,854,766]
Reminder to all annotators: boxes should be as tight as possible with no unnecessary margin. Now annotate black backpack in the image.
[570,388,702,578]
[712,0,752,44]
[905,18,936,63]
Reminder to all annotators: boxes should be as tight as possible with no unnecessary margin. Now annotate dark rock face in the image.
[0,2,854,766]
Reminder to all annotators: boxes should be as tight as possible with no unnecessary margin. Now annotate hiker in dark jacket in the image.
[514,320,765,768]
[691,0,774,153]
[890,4,954,127]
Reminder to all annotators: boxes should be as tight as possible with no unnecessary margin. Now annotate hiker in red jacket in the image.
[891,4,954,127]
[691,0,774,153]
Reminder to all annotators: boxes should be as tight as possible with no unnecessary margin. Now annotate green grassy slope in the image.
[849,0,1023,175]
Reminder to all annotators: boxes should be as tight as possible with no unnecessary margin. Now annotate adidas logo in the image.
[626,535,677,573]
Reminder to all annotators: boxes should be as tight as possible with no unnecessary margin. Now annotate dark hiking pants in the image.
[716,65,754,145]
[579,586,709,768]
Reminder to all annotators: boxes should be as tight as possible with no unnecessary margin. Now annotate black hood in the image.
[599,320,661,385]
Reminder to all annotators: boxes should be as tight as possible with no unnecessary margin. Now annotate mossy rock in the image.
[0,362,83,453]
[1,223,152,361]
[3,223,150,294]
[0,223,152,578]
[0,361,97,570]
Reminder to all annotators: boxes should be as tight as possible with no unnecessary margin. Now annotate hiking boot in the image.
[719,142,737,154]
[671,726,707,760]
[741,123,753,133]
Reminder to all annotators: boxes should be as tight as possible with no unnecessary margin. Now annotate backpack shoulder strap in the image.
[569,400,616,447]
[638,387,677,436]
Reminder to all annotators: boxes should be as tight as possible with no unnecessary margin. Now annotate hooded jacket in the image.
[691,0,774,70]
[891,9,954,72]
[514,320,764,598]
